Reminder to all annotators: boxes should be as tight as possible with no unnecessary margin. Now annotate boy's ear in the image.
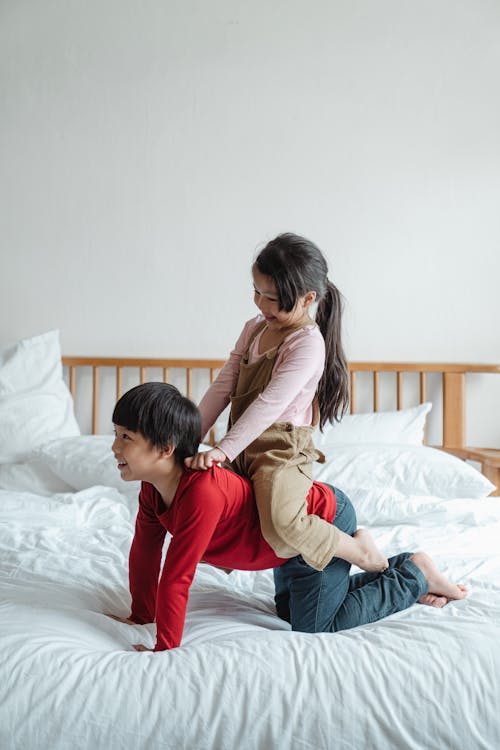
[159,443,176,459]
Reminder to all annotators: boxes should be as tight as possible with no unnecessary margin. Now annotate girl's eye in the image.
[254,288,277,302]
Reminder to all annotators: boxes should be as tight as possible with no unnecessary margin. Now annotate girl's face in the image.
[252,267,316,330]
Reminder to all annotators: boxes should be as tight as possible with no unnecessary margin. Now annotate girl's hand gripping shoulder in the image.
[184,447,228,470]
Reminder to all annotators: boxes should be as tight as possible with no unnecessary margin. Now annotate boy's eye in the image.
[113,427,131,440]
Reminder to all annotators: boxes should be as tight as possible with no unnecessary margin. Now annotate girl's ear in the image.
[303,290,317,307]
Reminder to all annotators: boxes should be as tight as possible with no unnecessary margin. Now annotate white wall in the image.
[1,1,499,442]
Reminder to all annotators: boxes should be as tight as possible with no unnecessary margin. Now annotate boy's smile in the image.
[112,425,166,483]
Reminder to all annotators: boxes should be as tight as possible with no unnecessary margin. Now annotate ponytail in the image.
[316,279,349,428]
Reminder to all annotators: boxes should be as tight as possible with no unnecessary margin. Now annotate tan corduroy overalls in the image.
[228,320,339,571]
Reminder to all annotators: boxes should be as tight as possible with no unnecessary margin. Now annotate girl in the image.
[186,233,387,573]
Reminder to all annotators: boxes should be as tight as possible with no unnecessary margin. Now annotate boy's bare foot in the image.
[351,529,389,572]
[411,552,468,601]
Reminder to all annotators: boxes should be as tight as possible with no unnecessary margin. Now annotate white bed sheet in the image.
[1,485,499,750]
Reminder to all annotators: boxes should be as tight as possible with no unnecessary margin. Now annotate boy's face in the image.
[112,425,168,482]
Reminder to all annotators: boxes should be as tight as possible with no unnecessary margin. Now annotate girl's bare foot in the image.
[418,593,448,608]
[411,552,468,601]
[351,529,389,572]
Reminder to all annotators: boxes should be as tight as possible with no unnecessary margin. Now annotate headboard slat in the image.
[419,371,426,403]
[349,371,357,414]
[116,367,122,401]
[92,366,99,435]
[442,371,466,448]
[373,371,380,412]
[69,366,76,399]
[396,372,403,410]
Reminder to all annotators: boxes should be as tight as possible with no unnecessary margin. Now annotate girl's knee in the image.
[270,500,307,534]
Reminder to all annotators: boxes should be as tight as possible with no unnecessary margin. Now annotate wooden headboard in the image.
[62,357,500,495]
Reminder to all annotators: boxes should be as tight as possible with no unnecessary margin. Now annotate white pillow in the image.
[0,331,80,463]
[36,437,214,495]
[0,459,73,494]
[314,403,432,448]
[312,443,495,499]
[35,434,139,494]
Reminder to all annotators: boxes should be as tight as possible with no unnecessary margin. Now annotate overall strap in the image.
[243,316,317,362]
[242,320,268,362]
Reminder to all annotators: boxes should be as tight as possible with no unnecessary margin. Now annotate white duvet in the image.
[1,485,499,750]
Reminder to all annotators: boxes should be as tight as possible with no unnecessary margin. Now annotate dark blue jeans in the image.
[273,487,428,632]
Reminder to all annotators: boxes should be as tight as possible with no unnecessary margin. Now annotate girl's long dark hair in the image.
[255,232,349,428]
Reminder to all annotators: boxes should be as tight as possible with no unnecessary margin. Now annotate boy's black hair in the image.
[112,382,201,466]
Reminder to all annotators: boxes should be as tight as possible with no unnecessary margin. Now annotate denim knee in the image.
[325,485,357,537]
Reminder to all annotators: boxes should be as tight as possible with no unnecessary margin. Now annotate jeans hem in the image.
[403,557,429,597]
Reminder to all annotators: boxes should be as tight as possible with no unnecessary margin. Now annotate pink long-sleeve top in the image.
[198,315,325,461]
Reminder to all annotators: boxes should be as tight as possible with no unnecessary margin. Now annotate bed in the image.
[1,330,500,750]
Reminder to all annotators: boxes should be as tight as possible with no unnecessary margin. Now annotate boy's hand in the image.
[106,613,135,625]
[133,644,154,652]
[185,447,227,470]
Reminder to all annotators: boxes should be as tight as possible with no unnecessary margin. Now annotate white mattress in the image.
[1,485,499,749]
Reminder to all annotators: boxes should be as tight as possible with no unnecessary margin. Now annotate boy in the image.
[108,382,467,652]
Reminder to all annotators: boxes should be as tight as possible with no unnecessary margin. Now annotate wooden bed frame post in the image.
[441,370,500,496]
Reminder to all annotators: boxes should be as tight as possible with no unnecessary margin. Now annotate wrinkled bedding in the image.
[1,485,499,750]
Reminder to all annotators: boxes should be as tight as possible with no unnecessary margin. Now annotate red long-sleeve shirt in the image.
[128,466,336,651]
